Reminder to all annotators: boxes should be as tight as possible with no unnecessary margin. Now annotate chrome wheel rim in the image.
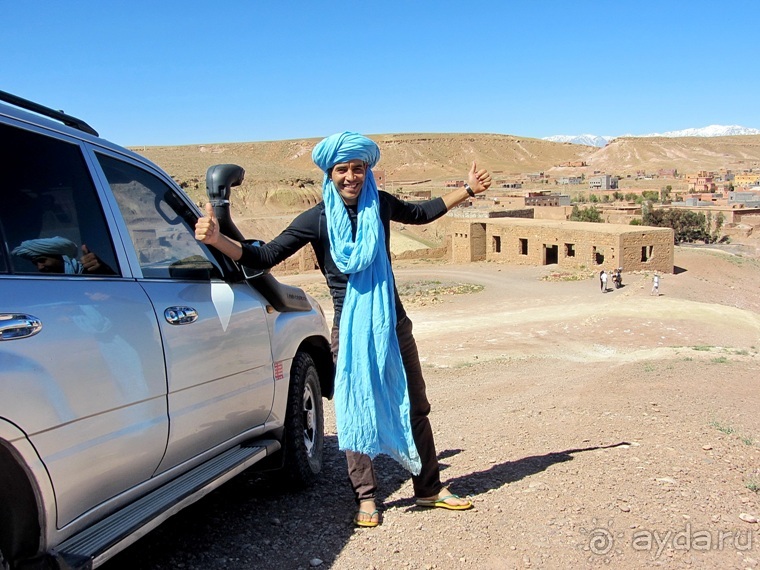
[302,383,316,456]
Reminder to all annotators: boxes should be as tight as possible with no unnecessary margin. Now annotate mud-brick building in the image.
[451,218,674,273]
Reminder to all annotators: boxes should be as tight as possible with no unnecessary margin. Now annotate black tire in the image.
[0,547,9,570]
[282,351,324,487]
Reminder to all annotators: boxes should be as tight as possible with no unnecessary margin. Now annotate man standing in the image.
[196,132,491,527]
[600,269,607,293]
[651,273,660,296]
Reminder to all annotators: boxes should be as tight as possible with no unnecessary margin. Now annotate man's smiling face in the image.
[330,159,366,205]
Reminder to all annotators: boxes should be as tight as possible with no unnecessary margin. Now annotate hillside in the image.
[135,132,760,192]
[132,132,760,242]
[135,133,594,184]
[582,134,760,174]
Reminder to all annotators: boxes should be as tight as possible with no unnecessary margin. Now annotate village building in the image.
[397,189,433,201]
[687,171,716,192]
[588,174,618,190]
[373,170,385,191]
[499,181,522,189]
[728,191,760,208]
[524,192,571,207]
[523,172,548,184]
[734,172,760,188]
[450,217,674,274]
[658,168,679,178]
[556,176,583,185]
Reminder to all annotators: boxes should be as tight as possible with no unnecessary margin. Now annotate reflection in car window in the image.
[97,154,221,280]
[0,124,120,276]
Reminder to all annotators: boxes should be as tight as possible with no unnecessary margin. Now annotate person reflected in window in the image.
[11,237,114,275]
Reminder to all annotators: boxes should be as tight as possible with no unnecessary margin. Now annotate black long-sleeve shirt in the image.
[239,192,448,324]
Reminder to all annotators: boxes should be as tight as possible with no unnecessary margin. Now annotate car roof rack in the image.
[0,89,99,137]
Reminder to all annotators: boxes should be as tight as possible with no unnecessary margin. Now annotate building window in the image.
[565,243,575,257]
[641,245,653,262]
[519,238,528,255]
[493,235,501,253]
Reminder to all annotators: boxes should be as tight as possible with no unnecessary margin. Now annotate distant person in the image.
[651,273,660,296]
[600,269,607,293]
[196,131,492,528]
[612,267,623,289]
[12,237,112,274]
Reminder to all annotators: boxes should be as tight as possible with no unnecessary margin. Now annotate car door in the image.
[92,151,275,473]
[0,123,168,527]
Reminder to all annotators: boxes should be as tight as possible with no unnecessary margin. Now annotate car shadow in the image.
[102,435,374,569]
[102,439,629,569]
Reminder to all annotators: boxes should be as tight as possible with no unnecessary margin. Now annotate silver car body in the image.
[0,97,332,569]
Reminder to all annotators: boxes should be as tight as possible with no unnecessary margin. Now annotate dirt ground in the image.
[104,245,760,570]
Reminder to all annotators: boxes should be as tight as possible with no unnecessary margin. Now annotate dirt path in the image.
[104,246,760,570]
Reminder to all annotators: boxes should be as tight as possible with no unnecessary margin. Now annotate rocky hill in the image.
[582,135,760,174]
[134,133,593,197]
[135,132,760,190]
[132,133,760,241]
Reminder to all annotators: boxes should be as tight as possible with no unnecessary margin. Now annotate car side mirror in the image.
[206,164,246,242]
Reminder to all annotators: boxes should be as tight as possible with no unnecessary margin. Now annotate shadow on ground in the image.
[102,439,628,569]
[102,435,384,570]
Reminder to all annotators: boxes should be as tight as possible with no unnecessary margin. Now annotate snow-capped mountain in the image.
[542,134,614,147]
[636,125,760,138]
[543,125,760,147]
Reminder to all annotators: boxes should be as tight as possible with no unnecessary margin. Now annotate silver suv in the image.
[0,91,334,570]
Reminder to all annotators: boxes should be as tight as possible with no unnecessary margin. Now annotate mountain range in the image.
[544,125,760,147]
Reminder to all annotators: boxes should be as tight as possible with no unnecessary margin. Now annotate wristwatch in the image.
[464,183,475,197]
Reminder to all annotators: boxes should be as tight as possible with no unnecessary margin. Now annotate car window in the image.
[0,123,120,276]
[97,153,222,280]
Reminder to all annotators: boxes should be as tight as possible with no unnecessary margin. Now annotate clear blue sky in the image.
[3,0,759,146]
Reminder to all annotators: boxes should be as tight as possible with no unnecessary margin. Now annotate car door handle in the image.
[164,306,198,325]
[0,313,43,340]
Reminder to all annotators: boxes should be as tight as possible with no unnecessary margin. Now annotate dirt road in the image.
[104,246,760,569]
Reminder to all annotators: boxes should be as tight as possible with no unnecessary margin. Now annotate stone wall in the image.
[448,207,534,219]
[452,218,674,273]
[391,246,448,261]
[533,206,573,221]
[619,228,675,272]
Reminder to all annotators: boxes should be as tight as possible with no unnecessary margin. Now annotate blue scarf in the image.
[313,132,421,475]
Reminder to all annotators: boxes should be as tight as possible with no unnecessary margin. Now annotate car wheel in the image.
[283,351,324,486]
[0,547,9,570]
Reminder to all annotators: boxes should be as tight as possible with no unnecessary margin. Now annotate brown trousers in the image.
[331,315,442,502]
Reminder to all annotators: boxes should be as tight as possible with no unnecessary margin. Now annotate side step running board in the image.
[53,440,280,570]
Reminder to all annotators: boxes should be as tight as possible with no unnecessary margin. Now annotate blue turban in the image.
[11,236,84,274]
[12,236,79,260]
[312,131,380,173]
[312,132,421,475]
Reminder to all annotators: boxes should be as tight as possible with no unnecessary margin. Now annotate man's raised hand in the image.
[468,161,492,194]
[195,203,220,245]
[80,244,102,273]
